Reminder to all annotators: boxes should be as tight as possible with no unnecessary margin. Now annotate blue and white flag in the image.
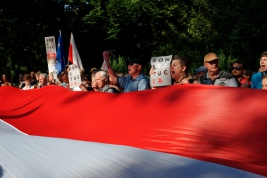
[55,30,66,74]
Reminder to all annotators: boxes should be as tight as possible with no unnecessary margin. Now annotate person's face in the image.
[49,75,53,82]
[62,74,68,83]
[91,79,98,88]
[260,56,267,71]
[170,59,185,80]
[25,79,31,86]
[128,62,140,76]
[196,71,205,78]
[35,74,39,81]
[149,66,155,76]
[262,78,267,90]
[38,76,46,85]
[231,63,243,77]
[204,59,219,72]
[95,73,106,88]
[2,75,7,82]
[30,72,35,77]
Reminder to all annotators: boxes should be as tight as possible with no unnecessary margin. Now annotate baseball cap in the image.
[204,52,220,62]
[194,66,208,73]
[129,59,143,65]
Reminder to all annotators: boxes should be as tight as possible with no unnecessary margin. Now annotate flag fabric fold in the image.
[55,30,67,74]
[68,33,84,70]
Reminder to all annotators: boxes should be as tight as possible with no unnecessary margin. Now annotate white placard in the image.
[150,55,172,87]
[101,60,108,71]
[68,64,81,88]
[45,36,56,73]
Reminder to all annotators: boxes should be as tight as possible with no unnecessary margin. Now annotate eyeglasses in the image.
[128,62,139,66]
[231,67,242,71]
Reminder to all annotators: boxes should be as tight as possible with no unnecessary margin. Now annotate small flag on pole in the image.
[68,33,84,70]
[55,30,67,74]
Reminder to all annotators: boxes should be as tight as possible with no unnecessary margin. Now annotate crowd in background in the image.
[1,51,267,93]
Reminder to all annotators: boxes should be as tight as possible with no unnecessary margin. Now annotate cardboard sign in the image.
[68,64,81,88]
[45,36,56,73]
[150,55,172,87]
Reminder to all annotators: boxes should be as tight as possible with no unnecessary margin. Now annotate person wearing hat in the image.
[107,58,150,92]
[201,52,237,87]
[194,66,207,83]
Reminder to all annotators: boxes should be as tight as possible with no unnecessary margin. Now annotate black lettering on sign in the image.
[152,58,157,62]
[158,58,163,62]
[164,70,168,75]
[165,57,171,62]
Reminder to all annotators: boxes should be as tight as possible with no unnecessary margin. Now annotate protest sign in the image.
[68,64,81,88]
[45,36,56,73]
[150,55,172,87]
[101,60,108,71]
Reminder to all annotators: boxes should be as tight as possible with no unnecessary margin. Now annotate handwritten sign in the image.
[45,36,56,73]
[150,55,172,87]
[68,64,81,88]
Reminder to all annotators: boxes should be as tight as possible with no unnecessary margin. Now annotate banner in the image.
[68,64,81,88]
[68,33,84,70]
[55,30,66,74]
[45,36,57,73]
[150,55,172,87]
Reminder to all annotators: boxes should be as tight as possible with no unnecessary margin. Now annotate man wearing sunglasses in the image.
[201,52,237,87]
[231,61,250,88]
[107,58,150,92]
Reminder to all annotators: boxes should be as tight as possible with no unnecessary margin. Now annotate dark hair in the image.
[23,74,32,81]
[262,51,267,57]
[232,60,246,69]
[172,55,191,76]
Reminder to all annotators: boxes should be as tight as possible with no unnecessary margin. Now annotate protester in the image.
[107,58,150,92]
[60,70,69,88]
[170,55,199,84]
[251,51,267,89]
[22,74,34,90]
[95,71,118,93]
[262,75,267,90]
[201,52,237,87]
[91,77,99,92]
[231,61,250,88]
[47,72,57,85]
[73,69,88,91]
[193,66,207,82]
[37,73,48,88]
[1,74,12,86]
[18,74,25,89]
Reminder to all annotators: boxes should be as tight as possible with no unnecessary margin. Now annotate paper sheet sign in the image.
[45,36,56,73]
[68,64,81,88]
[150,55,172,87]
[101,60,108,71]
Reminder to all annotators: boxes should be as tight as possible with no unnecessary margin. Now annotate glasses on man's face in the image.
[128,62,139,66]
[231,67,242,71]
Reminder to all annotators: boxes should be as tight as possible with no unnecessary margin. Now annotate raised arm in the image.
[103,51,118,84]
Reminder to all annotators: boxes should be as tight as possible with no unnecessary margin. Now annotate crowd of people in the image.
[1,51,267,92]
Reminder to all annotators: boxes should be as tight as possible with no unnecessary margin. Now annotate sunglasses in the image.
[231,67,242,71]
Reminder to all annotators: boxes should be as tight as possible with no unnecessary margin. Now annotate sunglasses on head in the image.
[231,67,242,71]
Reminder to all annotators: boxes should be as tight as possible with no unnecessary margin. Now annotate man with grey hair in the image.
[38,73,48,88]
[95,71,118,93]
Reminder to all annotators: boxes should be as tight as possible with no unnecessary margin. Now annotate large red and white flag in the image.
[68,33,84,70]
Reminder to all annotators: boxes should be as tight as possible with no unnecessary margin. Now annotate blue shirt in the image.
[251,72,262,89]
[118,74,150,92]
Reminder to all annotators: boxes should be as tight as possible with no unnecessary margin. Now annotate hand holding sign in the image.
[103,51,111,69]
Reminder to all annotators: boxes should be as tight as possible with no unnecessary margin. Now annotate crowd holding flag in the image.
[68,32,84,70]
[55,30,67,74]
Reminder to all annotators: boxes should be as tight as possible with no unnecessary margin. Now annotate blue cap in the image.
[194,66,207,73]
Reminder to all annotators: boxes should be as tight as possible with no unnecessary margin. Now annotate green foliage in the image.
[110,55,128,74]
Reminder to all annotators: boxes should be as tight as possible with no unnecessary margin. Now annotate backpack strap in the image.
[103,86,120,93]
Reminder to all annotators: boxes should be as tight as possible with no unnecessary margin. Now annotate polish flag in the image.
[0,85,267,177]
[68,32,84,70]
